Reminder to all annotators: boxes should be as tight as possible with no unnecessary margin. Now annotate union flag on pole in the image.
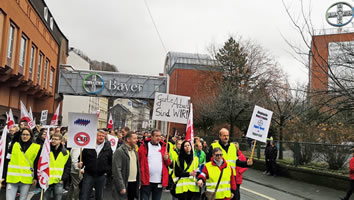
[37,128,50,191]
[50,104,60,126]
[185,103,194,144]
[20,101,35,129]
[107,113,113,129]
[0,127,7,183]
[6,108,15,129]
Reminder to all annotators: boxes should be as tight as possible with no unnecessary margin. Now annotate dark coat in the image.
[81,141,112,176]
[112,144,141,200]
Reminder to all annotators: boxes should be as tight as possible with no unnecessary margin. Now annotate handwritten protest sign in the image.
[246,105,273,143]
[67,113,97,149]
[152,92,190,124]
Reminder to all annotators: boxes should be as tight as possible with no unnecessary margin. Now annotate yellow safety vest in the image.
[205,162,232,199]
[6,142,40,184]
[169,149,179,175]
[49,150,70,185]
[211,142,237,170]
[173,157,200,194]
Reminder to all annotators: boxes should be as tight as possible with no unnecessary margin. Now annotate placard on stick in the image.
[246,105,273,143]
[67,113,97,149]
[152,92,190,124]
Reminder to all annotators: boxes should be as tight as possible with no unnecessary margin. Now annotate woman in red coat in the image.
[234,142,248,200]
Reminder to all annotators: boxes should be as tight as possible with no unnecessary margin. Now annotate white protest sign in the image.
[152,92,190,124]
[67,113,97,149]
[246,105,273,143]
[40,110,48,125]
[107,134,118,153]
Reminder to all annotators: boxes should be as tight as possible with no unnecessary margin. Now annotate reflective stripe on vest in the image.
[173,157,200,194]
[6,142,40,184]
[205,162,232,199]
[49,150,70,185]
[211,142,238,170]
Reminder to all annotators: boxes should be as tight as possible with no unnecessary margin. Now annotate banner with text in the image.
[246,105,273,143]
[67,113,97,149]
[152,92,190,124]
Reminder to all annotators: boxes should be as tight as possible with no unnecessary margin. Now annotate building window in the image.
[50,17,54,30]
[44,59,49,88]
[37,52,43,83]
[44,7,48,21]
[49,67,54,87]
[19,35,27,68]
[7,24,15,59]
[29,44,36,79]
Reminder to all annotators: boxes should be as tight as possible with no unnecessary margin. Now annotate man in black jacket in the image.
[78,130,112,200]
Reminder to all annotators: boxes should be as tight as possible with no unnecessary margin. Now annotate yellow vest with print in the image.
[172,157,200,194]
[6,142,40,184]
[211,142,237,170]
[49,150,70,185]
[169,149,179,175]
[205,161,232,199]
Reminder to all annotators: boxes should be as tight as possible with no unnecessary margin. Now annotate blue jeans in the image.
[140,183,163,200]
[44,183,63,200]
[79,174,106,200]
[6,183,31,200]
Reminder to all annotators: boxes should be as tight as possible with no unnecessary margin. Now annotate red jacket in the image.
[236,150,248,185]
[138,138,171,187]
[198,158,236,200]
[350,156,354,180]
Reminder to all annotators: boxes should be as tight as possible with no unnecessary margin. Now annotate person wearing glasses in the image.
[44,133,71,200]
[197,147,236,200]
[206,128,253,200]
[5,128,41,200]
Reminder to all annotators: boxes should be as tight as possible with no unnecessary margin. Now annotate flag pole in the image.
[250,140,257,160]
[80,148,83,163]
[40,189,43,200]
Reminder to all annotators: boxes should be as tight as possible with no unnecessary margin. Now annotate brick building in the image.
[310,30,354,92]
[163,52,221,135]
[0,0,68,127]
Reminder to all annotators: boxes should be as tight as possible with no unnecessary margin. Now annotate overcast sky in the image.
[45,0,353,85]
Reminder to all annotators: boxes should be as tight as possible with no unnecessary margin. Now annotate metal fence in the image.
[202,136,353,171]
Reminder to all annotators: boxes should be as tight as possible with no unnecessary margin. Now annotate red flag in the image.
[96,109,100,118]
[107,113,113,129]
[6,109,15,129]
[185,103,194,144]
[50,104,60,126]
[37,128,50,191]
[0,127,7,182]
[20,101,35,129]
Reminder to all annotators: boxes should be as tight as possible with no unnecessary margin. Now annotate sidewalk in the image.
[243,168,347,200]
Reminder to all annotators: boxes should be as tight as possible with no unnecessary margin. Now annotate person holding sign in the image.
[207,128,253,200]
[78,130,112,200]
[44,133,71,200]
[172,141,200,200]
[5,128,41,200]
[197,147,236,200]
[138,129,171,200]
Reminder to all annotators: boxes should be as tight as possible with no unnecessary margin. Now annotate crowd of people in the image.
[0,121,256,200]
[3,121,352,200]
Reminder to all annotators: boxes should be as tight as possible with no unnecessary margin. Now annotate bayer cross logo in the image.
[326,2,354,27]
[83,73,105,94]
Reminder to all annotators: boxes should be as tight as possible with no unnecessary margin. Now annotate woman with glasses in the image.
[197,147,236,200]
[172,141,200,200]
[5,127,41,200]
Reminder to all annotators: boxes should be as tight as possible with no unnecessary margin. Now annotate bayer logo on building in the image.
[83,73,105,94]
[326,2,354,27]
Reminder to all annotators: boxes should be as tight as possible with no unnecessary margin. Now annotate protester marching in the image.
[0,94,296,200]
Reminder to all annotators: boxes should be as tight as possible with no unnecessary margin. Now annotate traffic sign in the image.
[74,132,90,147]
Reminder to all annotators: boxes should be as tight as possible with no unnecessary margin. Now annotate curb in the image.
[243,177,312,200]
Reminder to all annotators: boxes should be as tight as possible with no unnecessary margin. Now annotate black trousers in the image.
[343,180,354,200]
[127,182,137,200]
[269,160,277,176]
[234,184,240,200]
